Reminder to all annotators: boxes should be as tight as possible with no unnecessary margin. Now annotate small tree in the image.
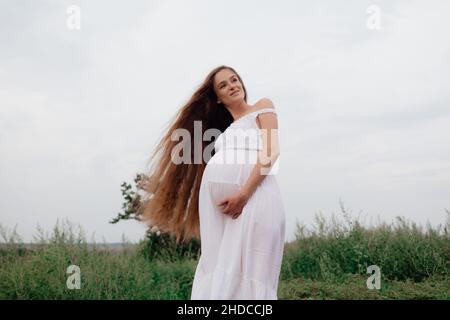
[110,173,200,260]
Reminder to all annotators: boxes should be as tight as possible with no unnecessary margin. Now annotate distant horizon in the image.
[2,208,449,245]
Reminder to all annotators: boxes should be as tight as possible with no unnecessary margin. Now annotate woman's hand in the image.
[217,190,249,219]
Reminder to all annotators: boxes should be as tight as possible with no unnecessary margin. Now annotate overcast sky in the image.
[1,0,449,243]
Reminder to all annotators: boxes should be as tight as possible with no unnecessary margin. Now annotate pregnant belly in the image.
[208,181,241,205]
[204,150,256,186]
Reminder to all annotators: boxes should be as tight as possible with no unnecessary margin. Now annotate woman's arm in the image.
[218,101,280,219]
[241,107,280,199]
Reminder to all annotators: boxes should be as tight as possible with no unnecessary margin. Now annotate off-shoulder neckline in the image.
[231,107,277,125]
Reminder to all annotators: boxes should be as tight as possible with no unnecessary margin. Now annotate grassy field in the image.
[1,213,448,300]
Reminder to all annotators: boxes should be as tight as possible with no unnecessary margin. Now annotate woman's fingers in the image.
[219,200,242,217]
[231,211,242,219]
[217,198,228,206]
[217,199,229,213]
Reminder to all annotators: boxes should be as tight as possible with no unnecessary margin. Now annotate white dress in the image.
[191,107,286,300]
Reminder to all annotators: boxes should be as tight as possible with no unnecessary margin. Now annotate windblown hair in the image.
[138,65,248,243]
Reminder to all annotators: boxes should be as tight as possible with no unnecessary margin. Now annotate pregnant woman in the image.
[139,65,286,300]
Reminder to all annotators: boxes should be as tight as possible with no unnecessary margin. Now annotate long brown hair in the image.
[138,65,248,243]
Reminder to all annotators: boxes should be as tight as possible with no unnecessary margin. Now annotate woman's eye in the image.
[219,78,237,89]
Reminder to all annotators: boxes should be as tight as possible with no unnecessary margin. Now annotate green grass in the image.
[279,274,449,300]
[1,211,448,300]
[281,213,449,282]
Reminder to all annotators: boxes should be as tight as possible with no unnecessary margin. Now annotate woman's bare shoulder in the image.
[252,98,275,112]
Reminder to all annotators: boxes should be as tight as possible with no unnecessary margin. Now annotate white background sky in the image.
[1,0,449,243]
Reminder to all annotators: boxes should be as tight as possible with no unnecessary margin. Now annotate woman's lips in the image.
[230,90,240,96]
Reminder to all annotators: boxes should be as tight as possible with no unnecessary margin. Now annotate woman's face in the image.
[214,69,245,106]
